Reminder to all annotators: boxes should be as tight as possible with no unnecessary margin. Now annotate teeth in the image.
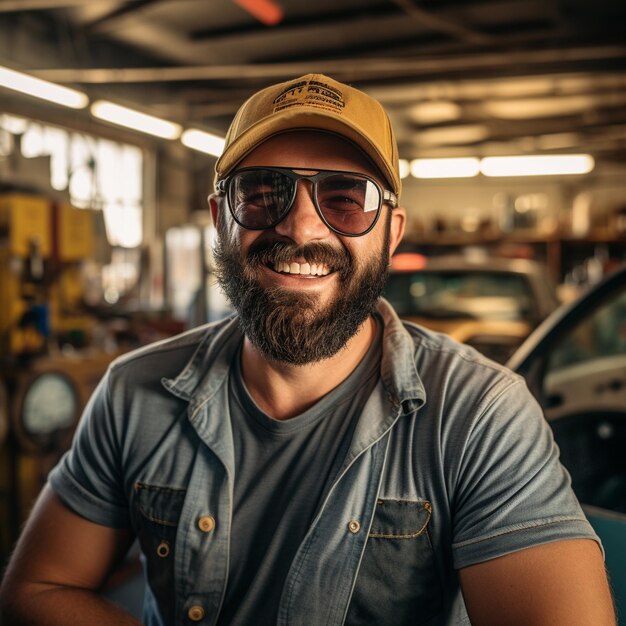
[273,261,330,276]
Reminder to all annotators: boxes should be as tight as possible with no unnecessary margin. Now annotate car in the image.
[384,253,561,363]
[507,263,626,621]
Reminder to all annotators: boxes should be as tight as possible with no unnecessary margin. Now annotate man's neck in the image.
[240,315,378,420]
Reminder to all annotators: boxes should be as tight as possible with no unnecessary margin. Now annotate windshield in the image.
[385,270,534,321]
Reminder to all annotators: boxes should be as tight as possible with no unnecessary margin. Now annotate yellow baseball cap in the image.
[215,73,401,197]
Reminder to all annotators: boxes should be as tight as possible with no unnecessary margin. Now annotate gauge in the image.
[21,372,77,438]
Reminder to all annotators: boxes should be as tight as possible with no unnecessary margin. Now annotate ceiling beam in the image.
[388,0,494,45]
[83,0,164,31]
[147,74,626,120]
[191,3,398,40]
[482,111,626,138]
[369,72,626,104]
[0,0,137,11]
[30,45,626,84]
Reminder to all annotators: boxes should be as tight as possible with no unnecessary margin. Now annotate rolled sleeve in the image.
[48,369,130,528]
[451,379,601,569]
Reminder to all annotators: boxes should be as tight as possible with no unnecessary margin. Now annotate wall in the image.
[399,164,626,240]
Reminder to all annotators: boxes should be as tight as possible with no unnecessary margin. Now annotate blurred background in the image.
[1,0,625,611]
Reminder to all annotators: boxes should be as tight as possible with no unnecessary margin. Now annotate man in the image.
[0,74,615,625]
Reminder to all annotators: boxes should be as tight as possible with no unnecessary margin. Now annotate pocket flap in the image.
[134,482,186,527]
[369,499,432,539]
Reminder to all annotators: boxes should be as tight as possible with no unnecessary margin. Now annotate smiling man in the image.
[0,74,616,626]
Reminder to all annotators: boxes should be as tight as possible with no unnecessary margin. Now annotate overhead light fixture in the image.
[410,158,480,179]
[181,129,225,156]
[481,154,595,177]
[91,100,182,139]
[415,124,489,146]
[484,96,594,119]
[409,101,461,124]
[0,65,88,109]
[486,77,554,99]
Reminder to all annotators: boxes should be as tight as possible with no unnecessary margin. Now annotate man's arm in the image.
[0,484,141,626]
[459,538,616,626]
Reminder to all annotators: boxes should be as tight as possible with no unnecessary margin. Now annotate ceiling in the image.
[1,0,626,166]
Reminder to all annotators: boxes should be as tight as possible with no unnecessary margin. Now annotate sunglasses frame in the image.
[216,166,398,237]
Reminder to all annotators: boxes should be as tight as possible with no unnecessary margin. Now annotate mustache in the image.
[246,240,351,273]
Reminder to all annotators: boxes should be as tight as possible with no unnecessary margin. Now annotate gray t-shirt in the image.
[217,320,382,625]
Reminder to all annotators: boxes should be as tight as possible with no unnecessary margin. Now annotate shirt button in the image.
[188,605,205,621]
[348,520,361,534]
[156,540,170,558]
[198,515,215,533]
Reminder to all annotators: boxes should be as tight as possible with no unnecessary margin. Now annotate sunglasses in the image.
[216,166,398,237]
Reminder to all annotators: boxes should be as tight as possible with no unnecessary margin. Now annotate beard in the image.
[213,219,391,365]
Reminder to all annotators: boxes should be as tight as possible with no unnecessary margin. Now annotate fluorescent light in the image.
[481,154,594,177]
[181,129,225,156]
[410,157,480,179]
[484,96,594,119]
[91,100,182,139]
[0,65,88,109]
[415,125,489,146]
[409,101,461,124]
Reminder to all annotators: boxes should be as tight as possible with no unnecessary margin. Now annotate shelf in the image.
[401,230,626,282]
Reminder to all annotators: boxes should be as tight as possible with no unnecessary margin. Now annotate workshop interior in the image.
[1,0,626,619]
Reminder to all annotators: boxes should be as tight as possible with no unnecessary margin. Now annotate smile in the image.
[272,261,331,276]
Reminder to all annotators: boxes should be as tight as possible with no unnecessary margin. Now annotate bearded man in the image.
[1,74,615,626]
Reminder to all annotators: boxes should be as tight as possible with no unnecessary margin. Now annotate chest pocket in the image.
[133,482,187,623]
[346,498,443,625]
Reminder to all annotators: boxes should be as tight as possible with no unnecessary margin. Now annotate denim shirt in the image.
[49,299,598,626]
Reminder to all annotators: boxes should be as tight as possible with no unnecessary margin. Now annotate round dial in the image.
[22,373,77,436]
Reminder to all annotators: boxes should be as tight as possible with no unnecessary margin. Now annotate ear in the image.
[388,206,406,257]
[208,193,221,228]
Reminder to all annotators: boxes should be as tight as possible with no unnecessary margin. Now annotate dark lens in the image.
[316,174,380,235]
[228,169,293,228]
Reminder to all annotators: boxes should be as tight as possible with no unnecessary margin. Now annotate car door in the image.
[508,264,626,621]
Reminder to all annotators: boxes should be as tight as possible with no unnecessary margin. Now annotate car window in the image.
[545,289,626,372]
[385,271,533,321]
[542,286,626,419]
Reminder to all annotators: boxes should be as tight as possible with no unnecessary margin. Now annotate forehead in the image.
[237,131,384,180]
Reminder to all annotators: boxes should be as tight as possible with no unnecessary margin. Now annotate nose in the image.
[273,180,332,244]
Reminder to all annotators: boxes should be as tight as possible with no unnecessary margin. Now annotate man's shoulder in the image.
[404,318,522,387]
[379,298,519,382]
[108,315,238,383]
